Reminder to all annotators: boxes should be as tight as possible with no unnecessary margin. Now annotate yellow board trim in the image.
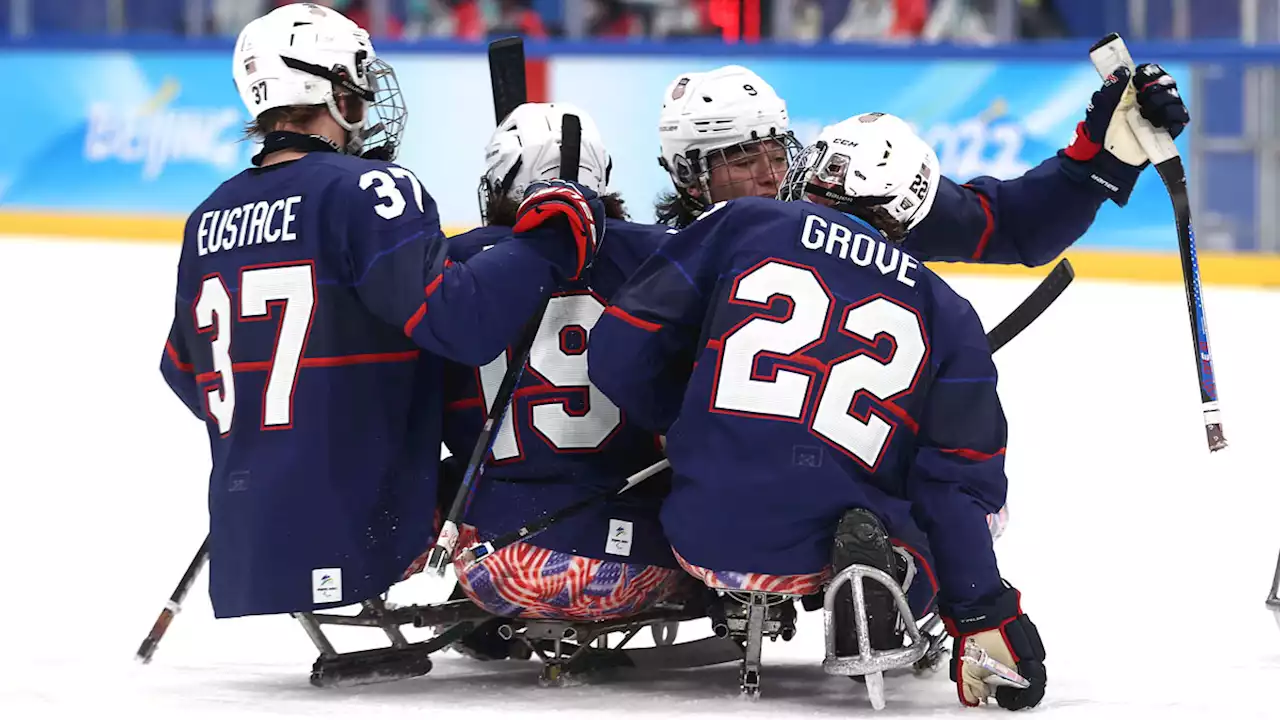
[3,210,1278,288]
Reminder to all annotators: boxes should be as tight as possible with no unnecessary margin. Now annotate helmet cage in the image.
[477,157,524,225]
[779,140,893,215]
[280,52,406,158]
[666,131,802,210]
[359,57,407,160]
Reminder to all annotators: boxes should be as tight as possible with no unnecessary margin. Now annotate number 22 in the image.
[711,260,928,469]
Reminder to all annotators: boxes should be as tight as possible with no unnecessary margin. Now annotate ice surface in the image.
[2,236,1279,718]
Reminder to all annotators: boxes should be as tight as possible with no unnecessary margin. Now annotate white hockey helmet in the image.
[231,3,406,158]
[779,112,940,236]
[657,65,800,208]
[479,102,612,224]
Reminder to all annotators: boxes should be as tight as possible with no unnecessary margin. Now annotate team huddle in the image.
[159,3,1189,710]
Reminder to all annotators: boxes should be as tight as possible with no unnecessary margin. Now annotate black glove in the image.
[512,180,604,282]
[1059,66,1144,205]
[1134,63,1190,139]
[1063,65,1131,165]
[943,584,1046,711]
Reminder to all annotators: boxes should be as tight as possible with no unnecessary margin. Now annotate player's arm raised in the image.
[588,203,730,434]
[343,164,594,366]
[907,63,1188,266]
[904,287,1046,711]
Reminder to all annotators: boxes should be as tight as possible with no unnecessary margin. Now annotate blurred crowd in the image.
[204,0,1072,42]
[4,0,1255,42]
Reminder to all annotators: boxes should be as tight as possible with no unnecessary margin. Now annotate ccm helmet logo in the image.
[831,138,857,146]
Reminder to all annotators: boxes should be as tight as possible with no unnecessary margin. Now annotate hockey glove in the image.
[943,584,1046,711]
[1060,66,1145,204]
[513,180,604,282]
[1133,63,1189,138]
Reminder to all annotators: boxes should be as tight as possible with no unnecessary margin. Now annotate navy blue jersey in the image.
[669,154,1131,268]
[905,154,1136,266]
[589,198,1008,618]
[442,219,675,567]
[160,151,566,618]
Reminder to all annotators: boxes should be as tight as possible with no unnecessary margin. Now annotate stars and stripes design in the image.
[672,548,828,596]
[453,525,681,620]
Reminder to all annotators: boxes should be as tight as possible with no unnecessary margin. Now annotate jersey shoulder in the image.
[447,225,513,262]
[601,218,668,273]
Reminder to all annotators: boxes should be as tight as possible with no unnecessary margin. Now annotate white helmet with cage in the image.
[479,102,612,223]
[231,2,406,158]
[657,65,800,208]
[779,112,940,234]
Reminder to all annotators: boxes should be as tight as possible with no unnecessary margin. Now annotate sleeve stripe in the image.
[424,273,445,299]
[938,446,1006,462]
[404,302,427,336]
[961,184,995,260]
[407,261,452,337]
[164,341,194,373]
[605,305,663,332]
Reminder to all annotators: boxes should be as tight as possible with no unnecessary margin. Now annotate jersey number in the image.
[194,263,316,434]
[477,293,622,460]
[360,168,425,220]
[711,261,927,469]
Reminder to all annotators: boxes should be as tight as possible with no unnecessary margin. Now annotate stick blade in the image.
[488,36,527,124]
[986,259,1074,353]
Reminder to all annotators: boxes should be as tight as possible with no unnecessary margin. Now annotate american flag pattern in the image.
[673,547,829,596]
[453,525,681,620]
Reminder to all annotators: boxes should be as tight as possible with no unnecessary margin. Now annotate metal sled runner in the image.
[293,595,743,688]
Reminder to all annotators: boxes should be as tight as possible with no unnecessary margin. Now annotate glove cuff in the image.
[1056,148,1143,207]
[942,584,1021,636]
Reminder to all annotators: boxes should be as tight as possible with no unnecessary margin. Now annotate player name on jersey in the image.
[196,195,304,256]
[800,213,921,288]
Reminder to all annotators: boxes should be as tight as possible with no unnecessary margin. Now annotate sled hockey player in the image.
[655,63,1190,264]
[158,4,601,620]
[435,103,689,631]
[589,113,1046,710]
[651,59,1185,636]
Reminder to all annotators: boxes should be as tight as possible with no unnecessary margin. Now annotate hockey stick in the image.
[460,259,1074,566]
[486,36,527,125]
[134,535,208,663]
[424,38,536,576]
[1089,33,1226,452]
[986,258,1074,353]
[458,458,671,568]
[427,114,584,574]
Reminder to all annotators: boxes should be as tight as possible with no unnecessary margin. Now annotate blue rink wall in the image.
[0,39,1277,286]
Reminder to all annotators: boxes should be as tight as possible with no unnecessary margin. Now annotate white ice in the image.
[2,235,1278,719]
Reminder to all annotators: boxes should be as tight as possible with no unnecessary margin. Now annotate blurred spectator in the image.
[829,0,927,41]
[271,0,405,37]
[649,0,718,38]
[589,0,644,37]
[1017,0,1069,39]
[920,0,998,42]
[213,0,269,35]
[493,0,550,38]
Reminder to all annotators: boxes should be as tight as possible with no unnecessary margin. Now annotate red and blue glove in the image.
[1060,62,1190,206]
[944,584,1046,711]
[512,180,604,282]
